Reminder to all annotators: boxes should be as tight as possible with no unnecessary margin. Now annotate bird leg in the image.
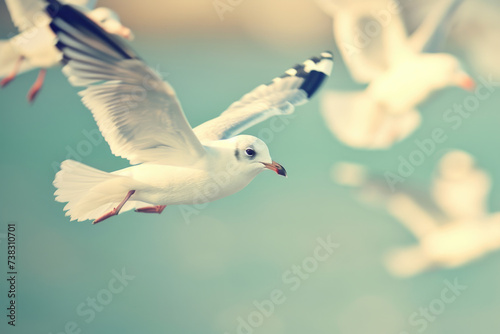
[135,205,166,214]
[27,69,46,103]
[0,56,24,87]
[93,190,136,224]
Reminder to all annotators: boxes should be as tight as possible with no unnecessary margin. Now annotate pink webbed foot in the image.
[135,205,166,214]
[27,69,46,103]
[1,56,24,87]
[0,75,15,87]
[93,208,119,224]
[93,190,136,225]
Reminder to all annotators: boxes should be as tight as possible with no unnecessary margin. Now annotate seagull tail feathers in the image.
[53,160,142,222]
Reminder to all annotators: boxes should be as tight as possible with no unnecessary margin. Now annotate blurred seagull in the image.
[432,150,490,221]
[385,153,500,278]
[0,0,133,103]
[407,0,500,82]
[318,0,474,149]
[46,1,333,224]
[332,151,500,277]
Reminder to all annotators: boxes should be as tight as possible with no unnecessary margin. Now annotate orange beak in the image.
[119,26,134,40]
[459,75,476,91]
[262,161,287,177]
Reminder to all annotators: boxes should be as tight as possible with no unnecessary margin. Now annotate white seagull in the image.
[385,151,500,277]
[0,0,133,102]
[46,1,334,224]
[405,0,500,82]
[332,151,500,277]
[318,0,475,149]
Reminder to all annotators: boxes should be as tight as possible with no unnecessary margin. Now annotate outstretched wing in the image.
[6,0,96,31]
[409,0,465,53]
[317,0,409,83]
[46,0,206,166]
[193,52,333,142]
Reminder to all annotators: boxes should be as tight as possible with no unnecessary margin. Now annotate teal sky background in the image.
[2,2,500,334]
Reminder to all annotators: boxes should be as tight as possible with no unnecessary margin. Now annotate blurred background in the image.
[1,0,500,333]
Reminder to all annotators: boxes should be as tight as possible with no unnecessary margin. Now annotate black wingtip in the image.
[300,51,333,98]
[300,71,328,98]
[45,0,138,61]
[264,52,333,98]
[280,51,333,98]
[45,0,63,18]
[311,51,334,64]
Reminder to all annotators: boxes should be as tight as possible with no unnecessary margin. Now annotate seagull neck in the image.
[203,142,234,162]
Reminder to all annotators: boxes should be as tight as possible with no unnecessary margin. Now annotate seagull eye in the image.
[245,148,256,157]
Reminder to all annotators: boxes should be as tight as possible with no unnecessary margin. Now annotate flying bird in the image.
[384,151,500,277]
[318,0,474,149]
[46,1,333,224]
[0,0,133,103]
[404,0,500,82]
[332,151,500,277]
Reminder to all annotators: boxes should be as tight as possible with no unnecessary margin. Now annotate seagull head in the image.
[438,150,475,180]
[88,7,134,40]
[230,135,287,177]
[454,70,476,92]
[434,54,475,91]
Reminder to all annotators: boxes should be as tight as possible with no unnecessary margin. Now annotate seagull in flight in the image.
[0,0,133,103]
[384,151,500,277]
[318,0,474,149]
[404,0,500,83]
[46,1,333,224]
[333,151,500,277]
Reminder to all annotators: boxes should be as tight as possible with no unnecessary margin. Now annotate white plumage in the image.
[318,0,474,149]
[333,151,500,277]
[48,1,333,224]
[0,0,133,102]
